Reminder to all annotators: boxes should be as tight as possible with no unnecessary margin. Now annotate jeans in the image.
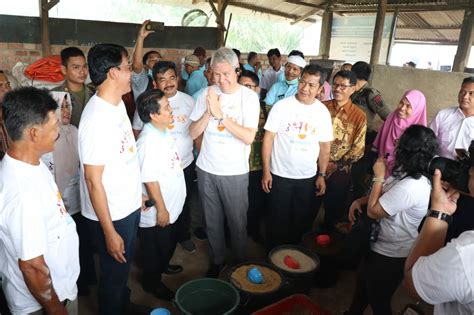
[88,209,140,315]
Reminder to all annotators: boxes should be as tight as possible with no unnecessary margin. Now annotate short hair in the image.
[152,61,177,81]
[136,89,166,124]
[462,76,474,85]
[289,50,305,59]
[60,47,85,66]
[333,70,357,86]
[267,48,281,58]
[142,50,160,65]
[2,87,58,141]
[232,48,241,58]
[239,70,259,86]
[352,61,372,81]
[393,125,438,179]
[301,64,327,86]
[247,52,257,63]
[211,47,239,69]
[87,43,128,87]
[193,46,206,58]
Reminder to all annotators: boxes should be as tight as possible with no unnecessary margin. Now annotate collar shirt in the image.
[323,99,367,170]
[430,107,474,160]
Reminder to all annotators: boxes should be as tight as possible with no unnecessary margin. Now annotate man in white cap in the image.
[264,55,306,106]
[184,54,208,96]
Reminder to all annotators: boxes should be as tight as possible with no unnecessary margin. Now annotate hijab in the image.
[373,89,427,177]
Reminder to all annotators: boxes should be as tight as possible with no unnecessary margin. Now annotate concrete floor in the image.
[78,233,434,315]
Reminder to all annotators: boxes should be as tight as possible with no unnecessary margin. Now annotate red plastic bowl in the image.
[316,234,331,246]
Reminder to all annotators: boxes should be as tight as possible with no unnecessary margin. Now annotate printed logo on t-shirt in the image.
[57,191,67,216]
[171,151,182,170]
[119,126,136,155]
[285,121,316,141]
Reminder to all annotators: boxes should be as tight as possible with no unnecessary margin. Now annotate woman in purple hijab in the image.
[372,89,427,177]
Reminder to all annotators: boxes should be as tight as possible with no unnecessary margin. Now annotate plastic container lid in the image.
[150,308,171,315]
[316,234,331,246]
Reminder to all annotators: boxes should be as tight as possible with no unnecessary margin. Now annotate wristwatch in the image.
[317,172,327,179]
[426,210,453,225]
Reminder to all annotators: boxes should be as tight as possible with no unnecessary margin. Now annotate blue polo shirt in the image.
[264,81,298,106]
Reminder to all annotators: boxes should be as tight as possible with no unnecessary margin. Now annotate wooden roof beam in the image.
[216,1,317,23]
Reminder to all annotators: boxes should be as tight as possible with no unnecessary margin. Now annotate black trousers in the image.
[247,170,266,237]
[176,161,196,243]
[265,174,317,251]
[314,169,352,232]
[138,222,178,283]
[71,213,96,287]
[347,250,405,315]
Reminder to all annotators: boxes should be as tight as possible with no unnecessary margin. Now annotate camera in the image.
[145,21,164,32]
[428,140,474,194]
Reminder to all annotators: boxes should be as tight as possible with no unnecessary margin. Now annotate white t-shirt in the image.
[132,91,195,168]
[0,154,79,314]
[413,230,474,315]
[190,85,260,175]
[260,66,284,91]
[430,107,474,159]
[136,124,186,227]
[264,95,334,179]
[78,95,142,221]
[372,175,431,257]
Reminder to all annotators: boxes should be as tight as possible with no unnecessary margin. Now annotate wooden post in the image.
[453,8,473,72]
[370,0,387,65]
[385,9,398,65]
[318,9,333,60]
[39,0,59,57]
[208,0,229,47]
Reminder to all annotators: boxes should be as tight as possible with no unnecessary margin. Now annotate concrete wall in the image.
[371,65,469,122]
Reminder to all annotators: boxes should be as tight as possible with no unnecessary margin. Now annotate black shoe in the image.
[164,264,183,275]
[206,263,222,278]
[180,239,196,252]
[194,227,208,241]
[125,302,153,315]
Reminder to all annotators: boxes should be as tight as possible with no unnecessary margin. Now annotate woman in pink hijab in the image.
[372,89,427,177]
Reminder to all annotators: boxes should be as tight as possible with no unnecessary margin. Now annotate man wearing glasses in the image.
[52,47,94,127]
[78,43,150,314]
[317,71,367,233]
[262,64,333,251]
[132,60,198,254]
[264,55,306,106]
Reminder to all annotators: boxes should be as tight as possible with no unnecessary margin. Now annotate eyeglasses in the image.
[243,83,257,89]
[0,81,11,88]
[116,63,132,71]
[298,79,319,89]
[459,89,474,97]
[332,83,353,91]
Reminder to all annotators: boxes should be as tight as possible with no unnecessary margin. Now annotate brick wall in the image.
[0,41,316,75]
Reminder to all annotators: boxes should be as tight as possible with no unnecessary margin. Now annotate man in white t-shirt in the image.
[404,169,474,315]
[78,44,149,315]
[0,87,79,314]
[131,58,198,253]
[262,64,333,251]
[135,89,186,300]
[430,76,474,241]
[189,47,260,277]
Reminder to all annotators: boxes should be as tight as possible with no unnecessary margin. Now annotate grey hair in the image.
[211,47,239,69]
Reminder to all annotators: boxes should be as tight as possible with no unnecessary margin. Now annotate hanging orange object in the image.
[24,55,64,82]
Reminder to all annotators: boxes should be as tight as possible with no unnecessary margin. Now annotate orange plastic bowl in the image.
[316,234,331,246]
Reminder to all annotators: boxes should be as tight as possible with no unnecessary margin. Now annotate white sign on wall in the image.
[330,15,394,63]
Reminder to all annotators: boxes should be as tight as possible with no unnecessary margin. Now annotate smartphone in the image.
[145,21,164,32]
[144,199,155,208]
